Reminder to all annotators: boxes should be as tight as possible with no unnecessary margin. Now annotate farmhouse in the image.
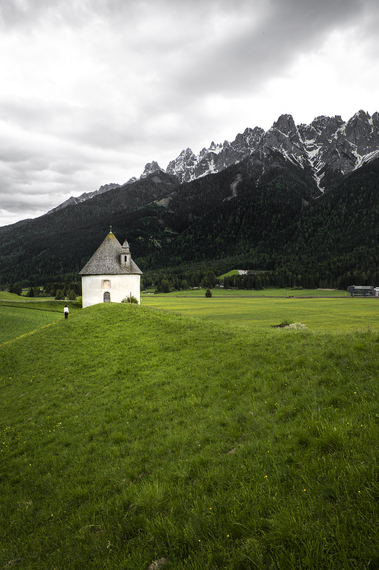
[79,232,142,308]
[347,285,375,297]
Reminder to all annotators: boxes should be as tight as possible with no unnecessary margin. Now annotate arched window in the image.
[104,291,111,303]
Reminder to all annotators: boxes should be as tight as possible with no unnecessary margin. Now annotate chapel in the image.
[79,232,142,308]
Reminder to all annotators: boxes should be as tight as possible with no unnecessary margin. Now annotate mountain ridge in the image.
[46,110,379,216]
[144,109,379,191]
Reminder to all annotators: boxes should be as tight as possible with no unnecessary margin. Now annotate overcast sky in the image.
[1,0,379,227]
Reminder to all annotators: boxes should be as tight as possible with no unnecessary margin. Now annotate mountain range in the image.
[165,109,379,191]
[1,110,379,288]
[48,110,379,214]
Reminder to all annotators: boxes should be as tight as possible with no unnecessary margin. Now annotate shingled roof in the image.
[79,233,143,275]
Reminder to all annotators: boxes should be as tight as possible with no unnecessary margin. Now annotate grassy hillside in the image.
[0,307,60,345]
[1,303,379,569]
[0,295,82,344]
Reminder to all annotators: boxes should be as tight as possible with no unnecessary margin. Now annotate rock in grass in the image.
[147,558,167,570]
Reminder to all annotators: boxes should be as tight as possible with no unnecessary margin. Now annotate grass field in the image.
[0,306,61,345]
[142,292,379,333]
[143,288,350,298]
[0,294,82,345]
[1,298,379,569]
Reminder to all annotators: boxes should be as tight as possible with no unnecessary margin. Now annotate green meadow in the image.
[1,293,379,569]
[142,291,378,333]
[144,288,350,298]
[0,306,60,345]
[0,295,82,345]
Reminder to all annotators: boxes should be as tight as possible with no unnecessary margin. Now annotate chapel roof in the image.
[79,233,143,275]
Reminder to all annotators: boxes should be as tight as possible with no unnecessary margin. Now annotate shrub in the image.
[205,289,212,298]
[55,289,65,300]
[9,283,23,296]
[121,295,138,304]
[68,290,77,300]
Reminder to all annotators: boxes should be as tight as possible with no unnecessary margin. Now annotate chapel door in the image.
[103,291,111,303]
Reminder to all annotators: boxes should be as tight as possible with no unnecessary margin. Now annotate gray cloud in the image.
[165,0,364,97]
[0,0,379,226]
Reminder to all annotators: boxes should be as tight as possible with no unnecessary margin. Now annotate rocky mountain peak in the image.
[163,125,265,183]
[272,114,297,136]
[260,114,303,160]
[140,161,163,178]
[344,110,377,154]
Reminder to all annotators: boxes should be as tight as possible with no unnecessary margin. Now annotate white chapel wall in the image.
[82,274,141,308]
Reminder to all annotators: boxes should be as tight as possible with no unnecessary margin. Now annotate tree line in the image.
[7,281,82,299]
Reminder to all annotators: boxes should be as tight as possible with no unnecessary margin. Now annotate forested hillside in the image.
[144,158,379,288]
[0,173,178,284]
[1,155,379,289]
[259,157,379,287]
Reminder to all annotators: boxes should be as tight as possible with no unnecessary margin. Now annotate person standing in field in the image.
[64,305,69,319]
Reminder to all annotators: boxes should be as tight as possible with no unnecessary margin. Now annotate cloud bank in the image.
[1,0,379,226]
